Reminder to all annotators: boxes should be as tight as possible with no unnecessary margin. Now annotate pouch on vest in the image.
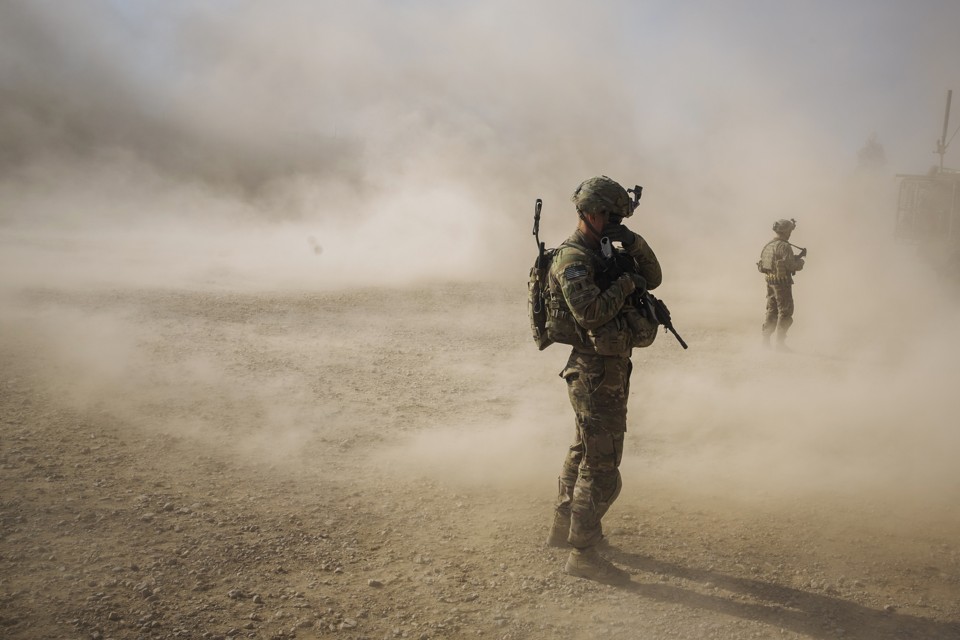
[545,286,586,348]
[622,304,658,348]
[586,315,632,356]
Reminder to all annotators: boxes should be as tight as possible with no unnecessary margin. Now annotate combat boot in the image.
[545,512,570,548]
[564,546,630,585]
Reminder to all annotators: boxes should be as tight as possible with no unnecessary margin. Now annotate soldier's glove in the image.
[603,223,638,248]
[628,273,647,295]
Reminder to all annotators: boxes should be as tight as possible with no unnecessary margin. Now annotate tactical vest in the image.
[758,239,793,284]
[535,240,656,354]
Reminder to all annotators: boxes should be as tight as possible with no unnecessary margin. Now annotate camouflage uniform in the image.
[549,228,661,549]
[759,227,804,344]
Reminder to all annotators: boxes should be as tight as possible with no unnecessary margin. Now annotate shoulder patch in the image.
[563,264,589,281]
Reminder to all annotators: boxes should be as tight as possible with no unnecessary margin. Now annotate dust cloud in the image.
[3,0,960,524]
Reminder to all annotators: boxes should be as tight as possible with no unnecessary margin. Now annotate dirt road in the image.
[2,283,959,639]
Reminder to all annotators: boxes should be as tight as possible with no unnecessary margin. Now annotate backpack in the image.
[757,239,777,273]
[528,246,557,351]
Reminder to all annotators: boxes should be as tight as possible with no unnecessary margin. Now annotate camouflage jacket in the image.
[548,229,661,356]
[760,238,804,284]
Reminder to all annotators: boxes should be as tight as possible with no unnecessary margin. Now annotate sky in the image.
[0,0,958,288]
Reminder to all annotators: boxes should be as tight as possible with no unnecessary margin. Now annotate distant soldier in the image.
[758,219,806,350]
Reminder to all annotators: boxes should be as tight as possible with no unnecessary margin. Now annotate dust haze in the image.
[3,0,960,533]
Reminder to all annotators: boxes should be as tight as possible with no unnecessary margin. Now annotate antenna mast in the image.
[937,89,953,172]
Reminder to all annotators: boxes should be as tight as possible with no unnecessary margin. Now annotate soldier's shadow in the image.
[611,550,960,640]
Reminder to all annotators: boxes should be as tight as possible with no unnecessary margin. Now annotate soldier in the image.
[544,176,662,585]
[758,218,806,351]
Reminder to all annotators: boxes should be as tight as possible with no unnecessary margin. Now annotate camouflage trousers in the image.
[554,352,631,549]
[762,282,794,339]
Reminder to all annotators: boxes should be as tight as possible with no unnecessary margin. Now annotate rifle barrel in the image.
[672,329,688,349]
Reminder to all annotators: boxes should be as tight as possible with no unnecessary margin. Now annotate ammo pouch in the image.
[545,291,586,348]
[585,315,632,356]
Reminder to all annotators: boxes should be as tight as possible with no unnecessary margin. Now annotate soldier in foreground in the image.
[757,218,806,351]
[544,176,662,585]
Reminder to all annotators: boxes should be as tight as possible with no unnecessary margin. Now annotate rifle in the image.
[784,242,806,277]
[647,295,688,350]
[599,237,688,350]
[532,198,545,263]
[531,199,546,317]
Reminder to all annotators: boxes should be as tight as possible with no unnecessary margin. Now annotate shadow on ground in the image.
[614,551,960,640]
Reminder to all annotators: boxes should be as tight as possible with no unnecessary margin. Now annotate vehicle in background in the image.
[895,90,960,278]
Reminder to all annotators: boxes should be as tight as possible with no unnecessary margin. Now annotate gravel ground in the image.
[1,283,959,639]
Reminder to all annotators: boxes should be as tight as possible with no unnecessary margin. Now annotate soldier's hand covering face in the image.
[602,222,637,247]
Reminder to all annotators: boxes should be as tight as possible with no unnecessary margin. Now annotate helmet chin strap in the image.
[577,209,607,243]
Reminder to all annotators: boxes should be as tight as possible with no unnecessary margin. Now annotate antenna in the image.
[937,89,953,172]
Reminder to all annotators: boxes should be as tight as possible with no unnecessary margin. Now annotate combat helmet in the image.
[772,218,797,234]
[572,176,637,220]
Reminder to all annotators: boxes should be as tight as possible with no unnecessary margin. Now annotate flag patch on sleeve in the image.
[563,265,588,281]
